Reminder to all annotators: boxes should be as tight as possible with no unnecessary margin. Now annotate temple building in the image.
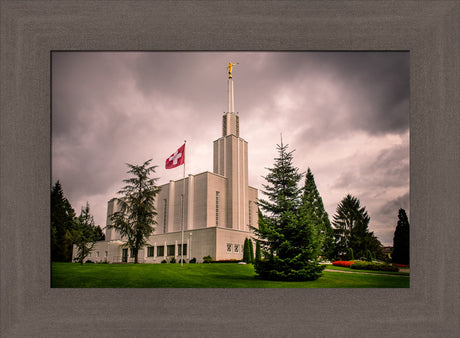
[76,63,258,263]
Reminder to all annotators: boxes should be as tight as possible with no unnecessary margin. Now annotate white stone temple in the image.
[76,63,259,263]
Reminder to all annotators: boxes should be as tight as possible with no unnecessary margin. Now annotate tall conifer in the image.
[253,139,324,281]
[242,238,250,263]
[332,194,383,259]
[392,208,410,265]
[302,168,334,259]
[51,181,76,262]
[72,202,98,264]
[248,238,255,264]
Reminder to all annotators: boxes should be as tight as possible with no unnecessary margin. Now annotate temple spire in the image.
[226,62,238,113]
[222,62,240,137]
[228,77,234,113]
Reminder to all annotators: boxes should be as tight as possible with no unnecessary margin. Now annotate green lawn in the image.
[325,265,410,275]
[52,263,409,288]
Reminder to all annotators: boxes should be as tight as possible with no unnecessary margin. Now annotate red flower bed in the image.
[395,263,408,268]
[332,260,354,267]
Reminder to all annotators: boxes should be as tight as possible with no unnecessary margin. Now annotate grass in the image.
[52,263,409,288]
[325,265,411,275]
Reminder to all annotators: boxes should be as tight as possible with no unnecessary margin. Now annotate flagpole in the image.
[181,140,186,267]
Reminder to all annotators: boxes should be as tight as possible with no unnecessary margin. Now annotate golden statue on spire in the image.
[227,62,239,79]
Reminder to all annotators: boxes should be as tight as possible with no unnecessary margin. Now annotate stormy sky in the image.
[52,51,409,246]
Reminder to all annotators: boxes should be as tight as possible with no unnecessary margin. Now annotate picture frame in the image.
[1,1,458,336]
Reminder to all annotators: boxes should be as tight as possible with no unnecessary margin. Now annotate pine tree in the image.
[332,194,383,259]
[242,238,250,263]
[51,181,76,262]
[392,208,410,265]
[72,202,98,264]
[253,139,325,281]
[107,159,161,263]
[302,168,334,259]
[93,225,105,241]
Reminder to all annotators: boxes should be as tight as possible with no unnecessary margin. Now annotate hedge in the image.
[350,261,399,272]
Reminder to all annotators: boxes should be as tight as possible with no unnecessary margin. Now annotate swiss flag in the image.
[165,143,185,169]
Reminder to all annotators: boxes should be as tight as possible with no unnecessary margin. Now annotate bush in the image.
[170,257,176,263]
[347,248,354,260]
[189,257,197,264]
[161,259,167,264]
[255,256,325,281]
[351,261,399,272]
[202,255,214,263]
[365,250,373,262]
[85,260,94,264]
[209,259,241,264]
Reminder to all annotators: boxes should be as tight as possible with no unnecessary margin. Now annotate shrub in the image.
[248,238,255,264]
[255,256,325,281]
[351,261,399,272]
[347,248,354,260]
[210,259,241,263]
[243,238,251,263]
[161,259,167,264]
[365,250,373,262]
[85,260,94,264]
[203,255,214,263]
[255,241,262,262]
[189,257,197,264]
[170,257,176,263]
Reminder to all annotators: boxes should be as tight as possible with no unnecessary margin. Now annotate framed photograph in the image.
[50,50,410,287]
[1,1,458,336]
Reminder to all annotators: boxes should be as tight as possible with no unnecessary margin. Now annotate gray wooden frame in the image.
[1,1,459,336]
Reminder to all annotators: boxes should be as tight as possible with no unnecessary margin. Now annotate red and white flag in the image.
[165,143,185,169]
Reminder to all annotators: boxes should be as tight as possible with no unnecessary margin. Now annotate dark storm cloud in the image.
[379,192,410,219]
[265,52,410,136]
[51,51,410,243]
[333,139,409,191]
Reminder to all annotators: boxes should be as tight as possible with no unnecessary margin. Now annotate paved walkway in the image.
[324,268,410,278]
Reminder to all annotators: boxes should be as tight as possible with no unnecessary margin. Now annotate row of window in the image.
[226,243,242,253]
[88,251,108,258]
[146,244,187,257]
[88,245,188,259]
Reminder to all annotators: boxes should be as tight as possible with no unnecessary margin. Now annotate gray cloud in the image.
[52,51,409,246]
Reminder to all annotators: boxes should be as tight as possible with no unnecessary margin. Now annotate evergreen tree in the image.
[93,225,105,241]
[72,202,98,264]
[248,238,255,264]
[332,194,382,259]
[242,238,250,263]
[347,248,354,260]
[51,181,76,262]
[107,159,161,263]
[255,240,262,262]
[302,168,334,259]
[392,208,410,265]
[253,140,324,281]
